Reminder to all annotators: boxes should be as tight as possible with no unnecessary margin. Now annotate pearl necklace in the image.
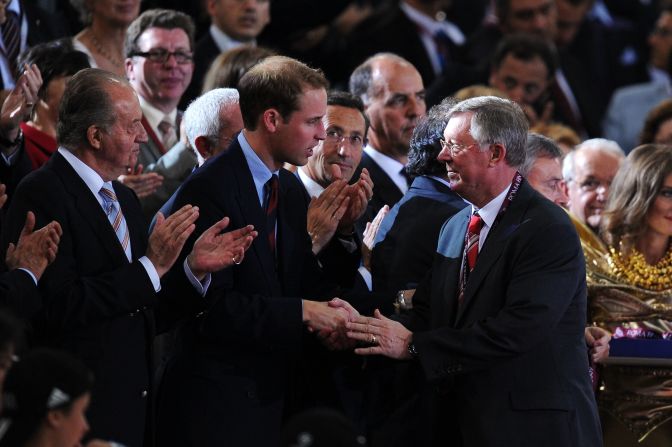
[89,30,123,68]
[607,246,672,291]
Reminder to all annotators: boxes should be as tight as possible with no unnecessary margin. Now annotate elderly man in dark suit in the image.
[349,53,426,236]
[1,68,256,447]
[344,96,602,446]
[156,56,358,447]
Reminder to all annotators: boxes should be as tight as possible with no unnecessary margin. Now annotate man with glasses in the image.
[521,132,568,207]
[563,138,624,233]
[124,8,197,217]
[297,91,373,259]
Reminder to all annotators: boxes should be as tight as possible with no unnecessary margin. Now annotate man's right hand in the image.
[5,211,62,281]
[146,205,199,277]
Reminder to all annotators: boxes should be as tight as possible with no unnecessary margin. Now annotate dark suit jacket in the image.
[405,181,602,447]
[156,140,339,447]
[181,32,220,109]
[372,176,466,296]
[1,151,197,447]
[0,269,40,319]
[355,151,405,236]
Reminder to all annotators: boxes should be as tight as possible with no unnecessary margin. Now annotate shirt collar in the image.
[58,147,107,207]
[238,131,277,207]
[138,95,177,134]
[210,24,254,53]
[472,183,511,229]
[364,145,409,194]
[297,167,325,198]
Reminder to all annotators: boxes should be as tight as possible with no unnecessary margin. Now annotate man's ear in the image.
[87,125,103,150]
[194,135,212,159]
[45,409,64,429]
[262,109,282,132]
[489,143,506,166]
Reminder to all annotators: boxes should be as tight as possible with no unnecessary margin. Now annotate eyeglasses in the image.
[325,130,364,149]
[131,49,194,64]
[570,177,611,192]
[439,139,480,156]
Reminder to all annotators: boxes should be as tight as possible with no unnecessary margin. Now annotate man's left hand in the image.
[346,309,413,359]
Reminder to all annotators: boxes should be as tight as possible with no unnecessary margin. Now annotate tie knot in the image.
[99,185,118,203]
[468,213,483,234]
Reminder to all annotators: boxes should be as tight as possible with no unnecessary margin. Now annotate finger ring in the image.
[371,335,377,345]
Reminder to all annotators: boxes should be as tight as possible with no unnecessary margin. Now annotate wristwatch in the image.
[407,340,419,359]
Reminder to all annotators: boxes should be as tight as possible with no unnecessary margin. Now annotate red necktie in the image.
[265,175,279,256]
[466,213,483,272]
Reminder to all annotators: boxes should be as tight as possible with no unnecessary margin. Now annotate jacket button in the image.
[141,390,148,398]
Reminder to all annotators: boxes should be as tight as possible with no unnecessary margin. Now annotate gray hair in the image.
[447,96,528,168]
[349,53,415,106]
[520,133,563,177]
[57,68,126,151]
[562,138,625,181]
[183,88,240,148]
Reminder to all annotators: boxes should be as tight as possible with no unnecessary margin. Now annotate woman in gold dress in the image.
[584,144,672,446]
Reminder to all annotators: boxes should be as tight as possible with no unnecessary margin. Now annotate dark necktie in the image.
[2,10,19,79]
[400,167,411,188]
[433,29,452,73]
[264,174,279,256]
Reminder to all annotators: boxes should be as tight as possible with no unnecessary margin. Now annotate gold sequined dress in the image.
[577,216,672,446]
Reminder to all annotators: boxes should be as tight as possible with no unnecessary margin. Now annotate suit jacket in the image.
[1,151,197,447]
[372,176,466,296]
[405,181,602,447]
[156,140,339,447]
[603,79,669,152]
[181,32,220,110]
[355,151,405,236]
[0,269,40,319]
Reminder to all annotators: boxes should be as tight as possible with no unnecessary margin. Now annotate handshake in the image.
[302,298,362,350]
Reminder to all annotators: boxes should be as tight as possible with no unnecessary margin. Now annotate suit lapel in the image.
[361,152,404,206]
[435,208,470,325]
[456,182,534,324]
[228,143,279,291]
[50,153,129,263]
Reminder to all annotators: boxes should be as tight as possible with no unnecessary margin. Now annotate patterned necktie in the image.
[433,29,452,72]
[264,175,279,256]
[2,10,19,79]
[157,118,177,152]
[99,184,131,261]
[458,212,484,306]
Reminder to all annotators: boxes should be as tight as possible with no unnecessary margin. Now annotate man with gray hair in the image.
[349,53,426,234]
[522,132,569,207]
[343,96,602,446]
[563,138,625,233]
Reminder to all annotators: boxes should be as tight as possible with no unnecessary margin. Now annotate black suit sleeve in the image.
[0,269,41,318]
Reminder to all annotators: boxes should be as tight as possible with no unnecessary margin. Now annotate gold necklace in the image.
[88,30,123,68]
[607,246,672,291]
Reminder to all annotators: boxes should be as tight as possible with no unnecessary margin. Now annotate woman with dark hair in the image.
[584,144,672,445]
[0,348,93,447]
[201,46,275,92]
[639,99,672,146]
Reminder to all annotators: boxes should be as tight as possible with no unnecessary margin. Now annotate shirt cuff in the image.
[358,266,372,292]
[139,256,161,292]
[17,268,37,286]
[183,257,211,296]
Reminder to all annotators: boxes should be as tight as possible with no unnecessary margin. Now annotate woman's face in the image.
[88,0,140,27]
[646,173,672,238]
[49,393,90,447]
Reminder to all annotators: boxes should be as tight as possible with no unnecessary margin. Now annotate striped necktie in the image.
[2,10,19,79]
[99,184,131,261]
[264,174,279,256]
[458,212,483,306]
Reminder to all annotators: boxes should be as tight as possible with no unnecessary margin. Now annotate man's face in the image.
[567,149,621,231]
[527,155,568,207]
[97,85,148,180]
[490,54,550,108]
[438,112,494,206]
[648,12,672,71]
[365,60,426,159]
[304,104,366,187]
[208,0,270,41]
[555,0,590,48]
[270,88,327,169]
[503,0,557,39]
[126,27,194,112]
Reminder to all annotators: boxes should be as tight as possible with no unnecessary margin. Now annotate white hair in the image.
[562,138,625,181]
[183,88,240,149]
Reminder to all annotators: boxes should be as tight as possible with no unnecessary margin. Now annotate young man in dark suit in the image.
[156,56,358,447]
[345,96,602,446]
[1,68,255,446]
